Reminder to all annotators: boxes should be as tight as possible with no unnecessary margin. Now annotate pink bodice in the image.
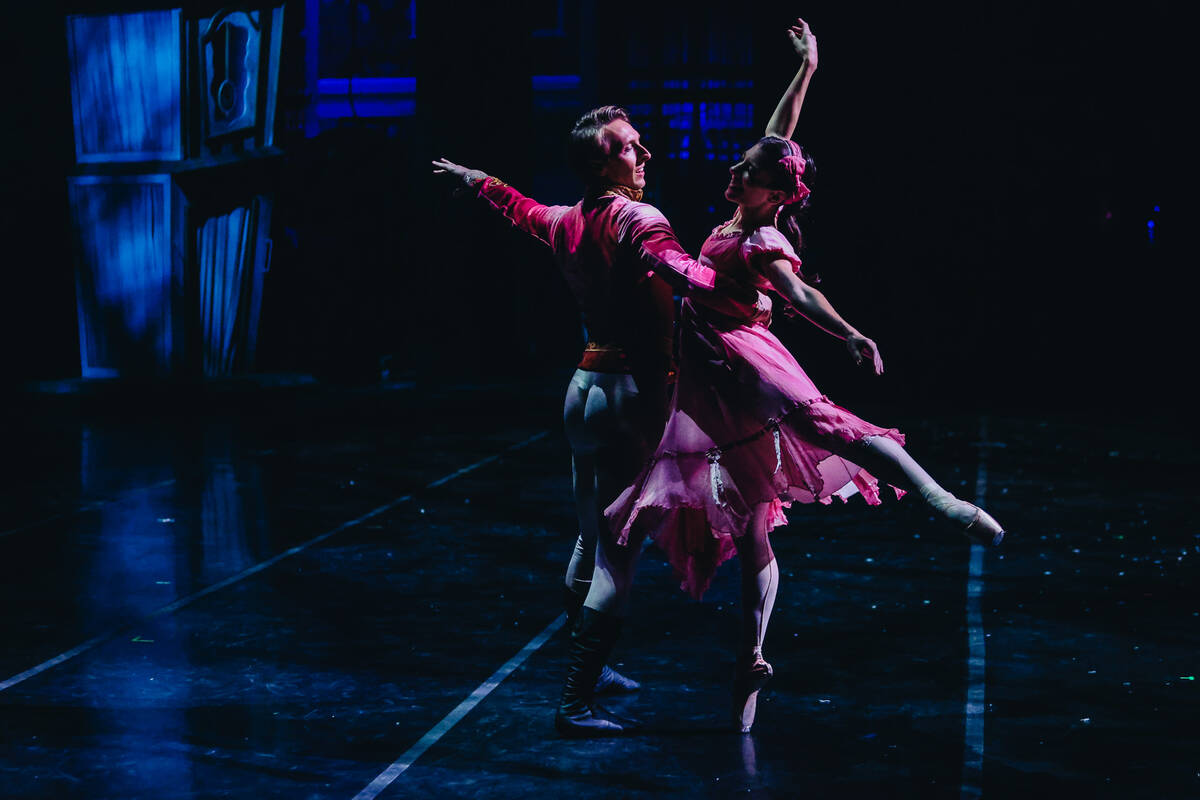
[687,224,807,326]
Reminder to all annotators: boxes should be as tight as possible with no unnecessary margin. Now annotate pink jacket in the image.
[474,178,720,362]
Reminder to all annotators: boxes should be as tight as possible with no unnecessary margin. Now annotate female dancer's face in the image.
[597,119,651,190]
[725,144,786,209]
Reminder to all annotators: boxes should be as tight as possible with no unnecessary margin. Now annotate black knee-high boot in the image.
[562,585,640,694]
[555,606,639,737]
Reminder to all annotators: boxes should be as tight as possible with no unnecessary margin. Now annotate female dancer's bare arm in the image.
[764,18,818,140]
[761,257,884,375]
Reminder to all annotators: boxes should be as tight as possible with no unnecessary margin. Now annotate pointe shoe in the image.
[919,486,1006,546]
[594,664,641,695]
[960,504,1006,546]
[733,654,773,733]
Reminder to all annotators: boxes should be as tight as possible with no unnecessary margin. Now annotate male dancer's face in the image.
[597,119,651,191]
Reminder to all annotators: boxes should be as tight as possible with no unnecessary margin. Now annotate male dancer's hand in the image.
[432,157,487,187]
[846,333,884,376]
[787,17,818,69]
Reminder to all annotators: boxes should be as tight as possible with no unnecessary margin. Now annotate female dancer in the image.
[603,19,1006,734]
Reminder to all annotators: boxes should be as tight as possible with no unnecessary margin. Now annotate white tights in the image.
[562,369,654,615]
[734,503,779,663]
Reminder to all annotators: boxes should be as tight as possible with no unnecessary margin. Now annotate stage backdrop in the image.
[65,6,283,378]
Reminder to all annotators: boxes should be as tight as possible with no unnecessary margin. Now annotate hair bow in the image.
[779,141,810,204]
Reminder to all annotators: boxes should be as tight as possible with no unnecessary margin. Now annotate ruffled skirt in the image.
[605,303,905,599]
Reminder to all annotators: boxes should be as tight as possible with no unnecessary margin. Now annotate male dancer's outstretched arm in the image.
[432,164,569,248]
[432,158,718,293]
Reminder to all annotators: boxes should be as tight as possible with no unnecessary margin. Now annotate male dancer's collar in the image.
[599,184,644,202]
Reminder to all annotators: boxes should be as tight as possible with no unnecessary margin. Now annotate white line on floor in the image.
[352,613,568,800]
[0,431,549,693]
[961,416,990,799]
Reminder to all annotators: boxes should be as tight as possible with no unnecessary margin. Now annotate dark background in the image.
[1,1,1184,419]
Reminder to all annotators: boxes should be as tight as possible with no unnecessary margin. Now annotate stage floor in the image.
[1,379,1195,799]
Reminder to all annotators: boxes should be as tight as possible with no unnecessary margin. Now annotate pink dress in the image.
[605,224,906,599]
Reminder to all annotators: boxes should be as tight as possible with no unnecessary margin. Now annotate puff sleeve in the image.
[743,226,805,279]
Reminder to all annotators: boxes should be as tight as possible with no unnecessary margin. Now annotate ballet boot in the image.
[919,484,1006,546]
[562,585,641,695]
[555,607,640,737]
[594,663,642,694]
[733,648,774,733]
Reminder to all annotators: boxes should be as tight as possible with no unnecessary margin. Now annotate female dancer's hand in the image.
[787,17,817,69]
[432,157,487,187]
[846,333,884,375]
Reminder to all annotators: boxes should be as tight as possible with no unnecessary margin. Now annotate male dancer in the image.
[434,107,731,735]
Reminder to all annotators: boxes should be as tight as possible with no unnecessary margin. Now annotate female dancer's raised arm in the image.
[764,17,818,140]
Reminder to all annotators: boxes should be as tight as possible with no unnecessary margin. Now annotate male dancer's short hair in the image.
[567,105,630,184]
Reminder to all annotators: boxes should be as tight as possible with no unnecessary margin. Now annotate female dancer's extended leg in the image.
[844,435,1005,545]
